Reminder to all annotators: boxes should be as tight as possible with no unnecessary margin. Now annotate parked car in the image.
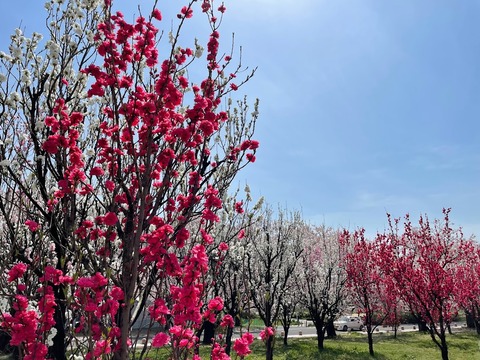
[333,316,364,331]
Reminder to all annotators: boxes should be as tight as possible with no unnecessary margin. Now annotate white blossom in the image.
[10,45,23,61]
[72,23,83,36]
[46,328,57,347]
[194,38,204,58]
[9,91,21,103]
[35,121,45,131]
[21,69,32,86]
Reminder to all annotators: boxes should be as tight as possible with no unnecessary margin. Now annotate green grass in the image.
[241,318,267,329]
[142,330,480,359]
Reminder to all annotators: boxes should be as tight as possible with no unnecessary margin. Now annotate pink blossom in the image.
[42,135,60,154]
[200,228,214,244]
[25,220,39,232]
[110,286,124,300]
[104,212,118,226]
[233,332,254,357]
[220,314,234,328]
[93,339,111,357]
[77,277,95,288]
[199,120,215,136]
[77,272,107,289]
[211,342,229,360]
[90,166,104,176]
[8,263,27,282]
[175,227,190,248]
[152,332,170,347]
[179,6,193,19]
[105,180,115,192]
[235,201,244,214]
[24,342,48,360]
[152,8,162,21]
[202,1,211,12]
[203,309,216,323]
[40,266,63,285]
[149,298,170,323]
[44,116,58,128]
[260,326,275,342]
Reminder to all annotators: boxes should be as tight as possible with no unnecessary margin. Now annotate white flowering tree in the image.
[296,225,348,350]
[0,0,259,359]
[198,186,263,354]
[244,206,304,360]
[277,275,301,346]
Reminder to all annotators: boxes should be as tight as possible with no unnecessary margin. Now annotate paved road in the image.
[234,321,468,340]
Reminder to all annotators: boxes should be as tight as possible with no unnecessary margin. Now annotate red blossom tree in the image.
[387,209,468,360]
[344,229,393,357]
[453,242,480,335]
[0,1,258,359]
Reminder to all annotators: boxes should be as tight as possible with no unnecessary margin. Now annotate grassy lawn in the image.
[142,330,480,359]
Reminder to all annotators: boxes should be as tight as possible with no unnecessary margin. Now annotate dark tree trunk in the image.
[475,319,480,335]
[313,315,325,350]
[230,289,240,328]
[49,284,67,360]
[225,326,234,355]
[202,321,215,345]
[283,327,289,346]
[466,308,480,334]
[367,329,374,357]
[224,304,238,355]
[441,346,449,360]
[49,308,67,360]
[316,326,325,350]
[265,335,274,360]
[466,310,475,328]
[440,334,449,360]
[325,318,336,338]
[417,319,428,332]
[280,301,295,347]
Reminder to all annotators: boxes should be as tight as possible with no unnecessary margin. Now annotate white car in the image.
[333,316,364,331]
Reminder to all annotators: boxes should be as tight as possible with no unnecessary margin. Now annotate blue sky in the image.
[1,1,479,239]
